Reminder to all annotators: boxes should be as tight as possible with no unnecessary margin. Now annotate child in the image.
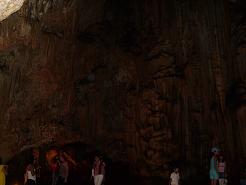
[169,168,180,185]
[218,155,226,185]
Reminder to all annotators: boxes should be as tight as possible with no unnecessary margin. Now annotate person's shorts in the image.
[210,170,219,179]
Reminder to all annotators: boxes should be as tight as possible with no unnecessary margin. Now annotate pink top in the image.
[218,162,225,172]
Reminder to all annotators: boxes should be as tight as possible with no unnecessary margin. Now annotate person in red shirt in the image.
[46,149,59,185]
[91,155,105,185]
[51,157,59,185]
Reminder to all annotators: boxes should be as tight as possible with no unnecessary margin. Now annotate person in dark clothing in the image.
[56,153,69,185]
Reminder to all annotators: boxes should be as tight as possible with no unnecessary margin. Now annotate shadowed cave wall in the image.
[0,0,245,184]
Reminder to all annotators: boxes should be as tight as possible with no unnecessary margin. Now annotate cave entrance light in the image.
[0,0,25,21]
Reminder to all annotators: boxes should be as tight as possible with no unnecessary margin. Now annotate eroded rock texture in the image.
[0,0,245,183]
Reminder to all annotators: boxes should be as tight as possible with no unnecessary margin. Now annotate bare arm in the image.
[28,165,35,176]
[3,166,7,175]
[224,162,227,177]
[64,163,69,182]
[63,152,77,166]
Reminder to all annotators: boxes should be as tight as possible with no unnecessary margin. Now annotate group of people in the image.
[23,149,106,185]
[0,147,106,185]
[169,148,227,185]
[209,148,227,185]
[23,150,72,185]
[0,146,232,185]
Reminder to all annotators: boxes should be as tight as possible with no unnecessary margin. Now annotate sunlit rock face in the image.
[0,0,25,21]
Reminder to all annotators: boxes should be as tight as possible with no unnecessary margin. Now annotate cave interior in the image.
[0,0,246,185]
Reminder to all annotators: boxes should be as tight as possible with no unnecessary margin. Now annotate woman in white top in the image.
[24,158,36,185]
[169,168,180,185]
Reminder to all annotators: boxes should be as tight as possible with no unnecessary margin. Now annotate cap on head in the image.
[211,147,220,153]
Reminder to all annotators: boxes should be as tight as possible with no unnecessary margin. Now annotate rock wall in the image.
[0,0,245,183]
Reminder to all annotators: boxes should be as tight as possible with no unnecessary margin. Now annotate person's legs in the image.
[212,179,217,185]
[211,170,219,185]
[97,175,103,185]
[214,173,219,185]
[53,173,59,185]
[94,175,98,185]
[215,179,218,185]
[210,170,215,185]
[52,173,56,185]
[220,177,226,185]
[211,177,215,185]
[219,179,222,185]
[57,177,65,185]
[27,179,36,185]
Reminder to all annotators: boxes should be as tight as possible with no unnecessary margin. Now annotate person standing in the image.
[57,154,69,185]
[169,168,180,185]
[210,151,219,185]
[91,155,105,185]
[32,148,41,185]
[25,158,36,185]
[51,156,59,185]
[0,158,7,185]
[218,155,226,185]
[46,149,59,185]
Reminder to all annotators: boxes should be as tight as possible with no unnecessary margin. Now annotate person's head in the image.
[59,154,66,163]
[211,151,218,157]
[99,155,104,161]
[219,155,224,161]
[95,155,100,162]
[32,147,40,159]
[211,147,220,156]
[174,168,179,173]
[27,156,34,165]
